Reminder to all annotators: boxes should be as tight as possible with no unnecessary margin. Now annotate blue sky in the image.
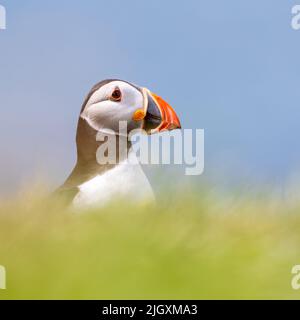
[0,0,300,194]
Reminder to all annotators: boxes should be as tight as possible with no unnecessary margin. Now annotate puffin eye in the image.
[110,87,122,102]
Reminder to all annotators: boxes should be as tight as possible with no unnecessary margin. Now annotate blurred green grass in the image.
[0,188,300,300]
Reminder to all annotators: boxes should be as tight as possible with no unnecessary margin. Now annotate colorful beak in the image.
[142,89,181,134]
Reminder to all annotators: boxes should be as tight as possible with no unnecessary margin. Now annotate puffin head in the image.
[60,79,181,188]
[80,79,181,136]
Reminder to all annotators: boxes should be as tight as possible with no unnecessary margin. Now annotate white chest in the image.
[72,158,155,208]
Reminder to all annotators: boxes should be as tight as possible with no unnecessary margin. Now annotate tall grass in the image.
[0,187,300,299]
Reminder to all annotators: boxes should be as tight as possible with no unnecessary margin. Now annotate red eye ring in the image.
[110,87,122,102]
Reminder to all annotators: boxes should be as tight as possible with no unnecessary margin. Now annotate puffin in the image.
[56,79,181,208]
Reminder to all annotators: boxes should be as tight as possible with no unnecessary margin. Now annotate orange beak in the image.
[150,92,181,132]
[140,88,181,134]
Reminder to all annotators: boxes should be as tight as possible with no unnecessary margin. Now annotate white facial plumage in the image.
[80,80,144,133]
